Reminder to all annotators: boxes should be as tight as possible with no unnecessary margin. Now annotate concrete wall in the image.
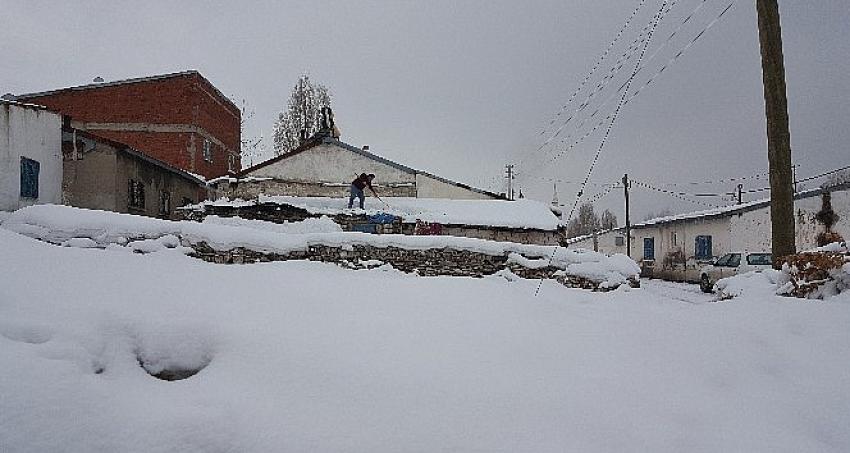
[63,140,119,211]
[247,143,416,187]
[216,179,417,200]
[414,173,494,200]
[0,103,63,211]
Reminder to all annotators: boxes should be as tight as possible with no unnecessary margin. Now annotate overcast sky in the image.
[3,0,848,220]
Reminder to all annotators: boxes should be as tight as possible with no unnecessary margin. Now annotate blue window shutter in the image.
[695,235,713,259]
[643,237,655,260]
[20,157,40,199]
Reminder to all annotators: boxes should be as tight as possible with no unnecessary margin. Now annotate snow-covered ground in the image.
[2,225,850,452]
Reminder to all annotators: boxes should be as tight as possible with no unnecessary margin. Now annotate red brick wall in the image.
[18,72,241,179]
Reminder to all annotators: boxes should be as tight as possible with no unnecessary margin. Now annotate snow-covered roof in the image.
[565,183,850,242]
[196,196,562,231]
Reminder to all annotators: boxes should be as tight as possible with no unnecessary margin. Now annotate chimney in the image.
[92,76,104,83]
[362,145,370,152]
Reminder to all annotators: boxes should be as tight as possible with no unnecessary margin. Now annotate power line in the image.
[538,0,738,169]
[536,1,672,298]
[531,0,709,162]
[630,179,721,207]
[538,0,649,138]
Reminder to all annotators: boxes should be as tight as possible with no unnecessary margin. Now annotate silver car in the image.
[699,252,773,293]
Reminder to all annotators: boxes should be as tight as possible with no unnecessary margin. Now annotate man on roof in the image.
[348,173,378,209]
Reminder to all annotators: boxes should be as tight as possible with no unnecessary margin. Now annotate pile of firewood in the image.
[781,250,849,298]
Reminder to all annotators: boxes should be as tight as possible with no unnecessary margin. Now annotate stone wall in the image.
[189,242,628,290]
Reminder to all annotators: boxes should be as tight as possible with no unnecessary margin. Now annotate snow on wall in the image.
[0,103,63,211]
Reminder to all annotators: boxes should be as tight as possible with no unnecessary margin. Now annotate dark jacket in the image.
[352,174,374,191]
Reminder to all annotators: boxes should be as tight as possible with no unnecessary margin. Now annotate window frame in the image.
[128,179,146,210]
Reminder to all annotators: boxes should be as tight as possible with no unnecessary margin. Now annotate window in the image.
[695,235,713,260]
[20,157,40,199]
[615,236,625,247]
[128,179,145,210]
[715,253,733,267]
[727,253,742,267]
[747,253,772,266]
[159,191,171,217]
[671,231,678,246]
[202,139,213,163]
[181,197,194,207]
[227,154,235,172]
[643,237,655,260]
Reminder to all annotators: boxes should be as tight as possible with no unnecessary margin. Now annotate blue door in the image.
[643,237,655,260]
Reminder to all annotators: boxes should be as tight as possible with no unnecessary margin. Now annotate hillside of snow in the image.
[1,223,850,451]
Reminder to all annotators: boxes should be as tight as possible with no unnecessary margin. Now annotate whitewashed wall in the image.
[731,188,850,252]
[0,103,62,211]
[246,143,415,185]
[414,173,494,200]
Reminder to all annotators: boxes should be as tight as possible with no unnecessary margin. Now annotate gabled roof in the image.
[239,135,503,199]
[12,70,239,113]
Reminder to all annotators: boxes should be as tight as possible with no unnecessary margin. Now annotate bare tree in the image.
[231,98,267,168]
[272,75,332,156]
[566,203,601,238]
[600,209,618,230]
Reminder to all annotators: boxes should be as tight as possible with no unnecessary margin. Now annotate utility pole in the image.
[622,173,631,259]
[505,164,515,201]
[756,0,796,261]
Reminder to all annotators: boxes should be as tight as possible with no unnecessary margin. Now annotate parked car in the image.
[699,252,773,293]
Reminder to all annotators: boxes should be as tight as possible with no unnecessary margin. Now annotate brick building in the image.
[13,71,240,180]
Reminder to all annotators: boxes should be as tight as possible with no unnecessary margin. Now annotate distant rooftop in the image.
[11,70,238,112]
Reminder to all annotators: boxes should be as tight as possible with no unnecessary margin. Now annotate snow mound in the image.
[2,205,639,286]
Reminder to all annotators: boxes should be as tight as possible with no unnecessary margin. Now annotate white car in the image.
[699,252,773,293]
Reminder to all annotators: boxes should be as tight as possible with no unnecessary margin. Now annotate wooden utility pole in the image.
[756,0,796,261]
[623,174,631,258]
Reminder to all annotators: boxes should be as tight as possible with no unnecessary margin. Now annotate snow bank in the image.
[193,195,561,230]
[2,205,639,285]
[2,227,850,452]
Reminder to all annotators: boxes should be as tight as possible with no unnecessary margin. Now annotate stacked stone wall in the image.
[189,242,627,290]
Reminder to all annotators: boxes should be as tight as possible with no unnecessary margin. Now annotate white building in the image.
[211,134,502,201]
[568,183,850,281]
[0,100,63,211]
